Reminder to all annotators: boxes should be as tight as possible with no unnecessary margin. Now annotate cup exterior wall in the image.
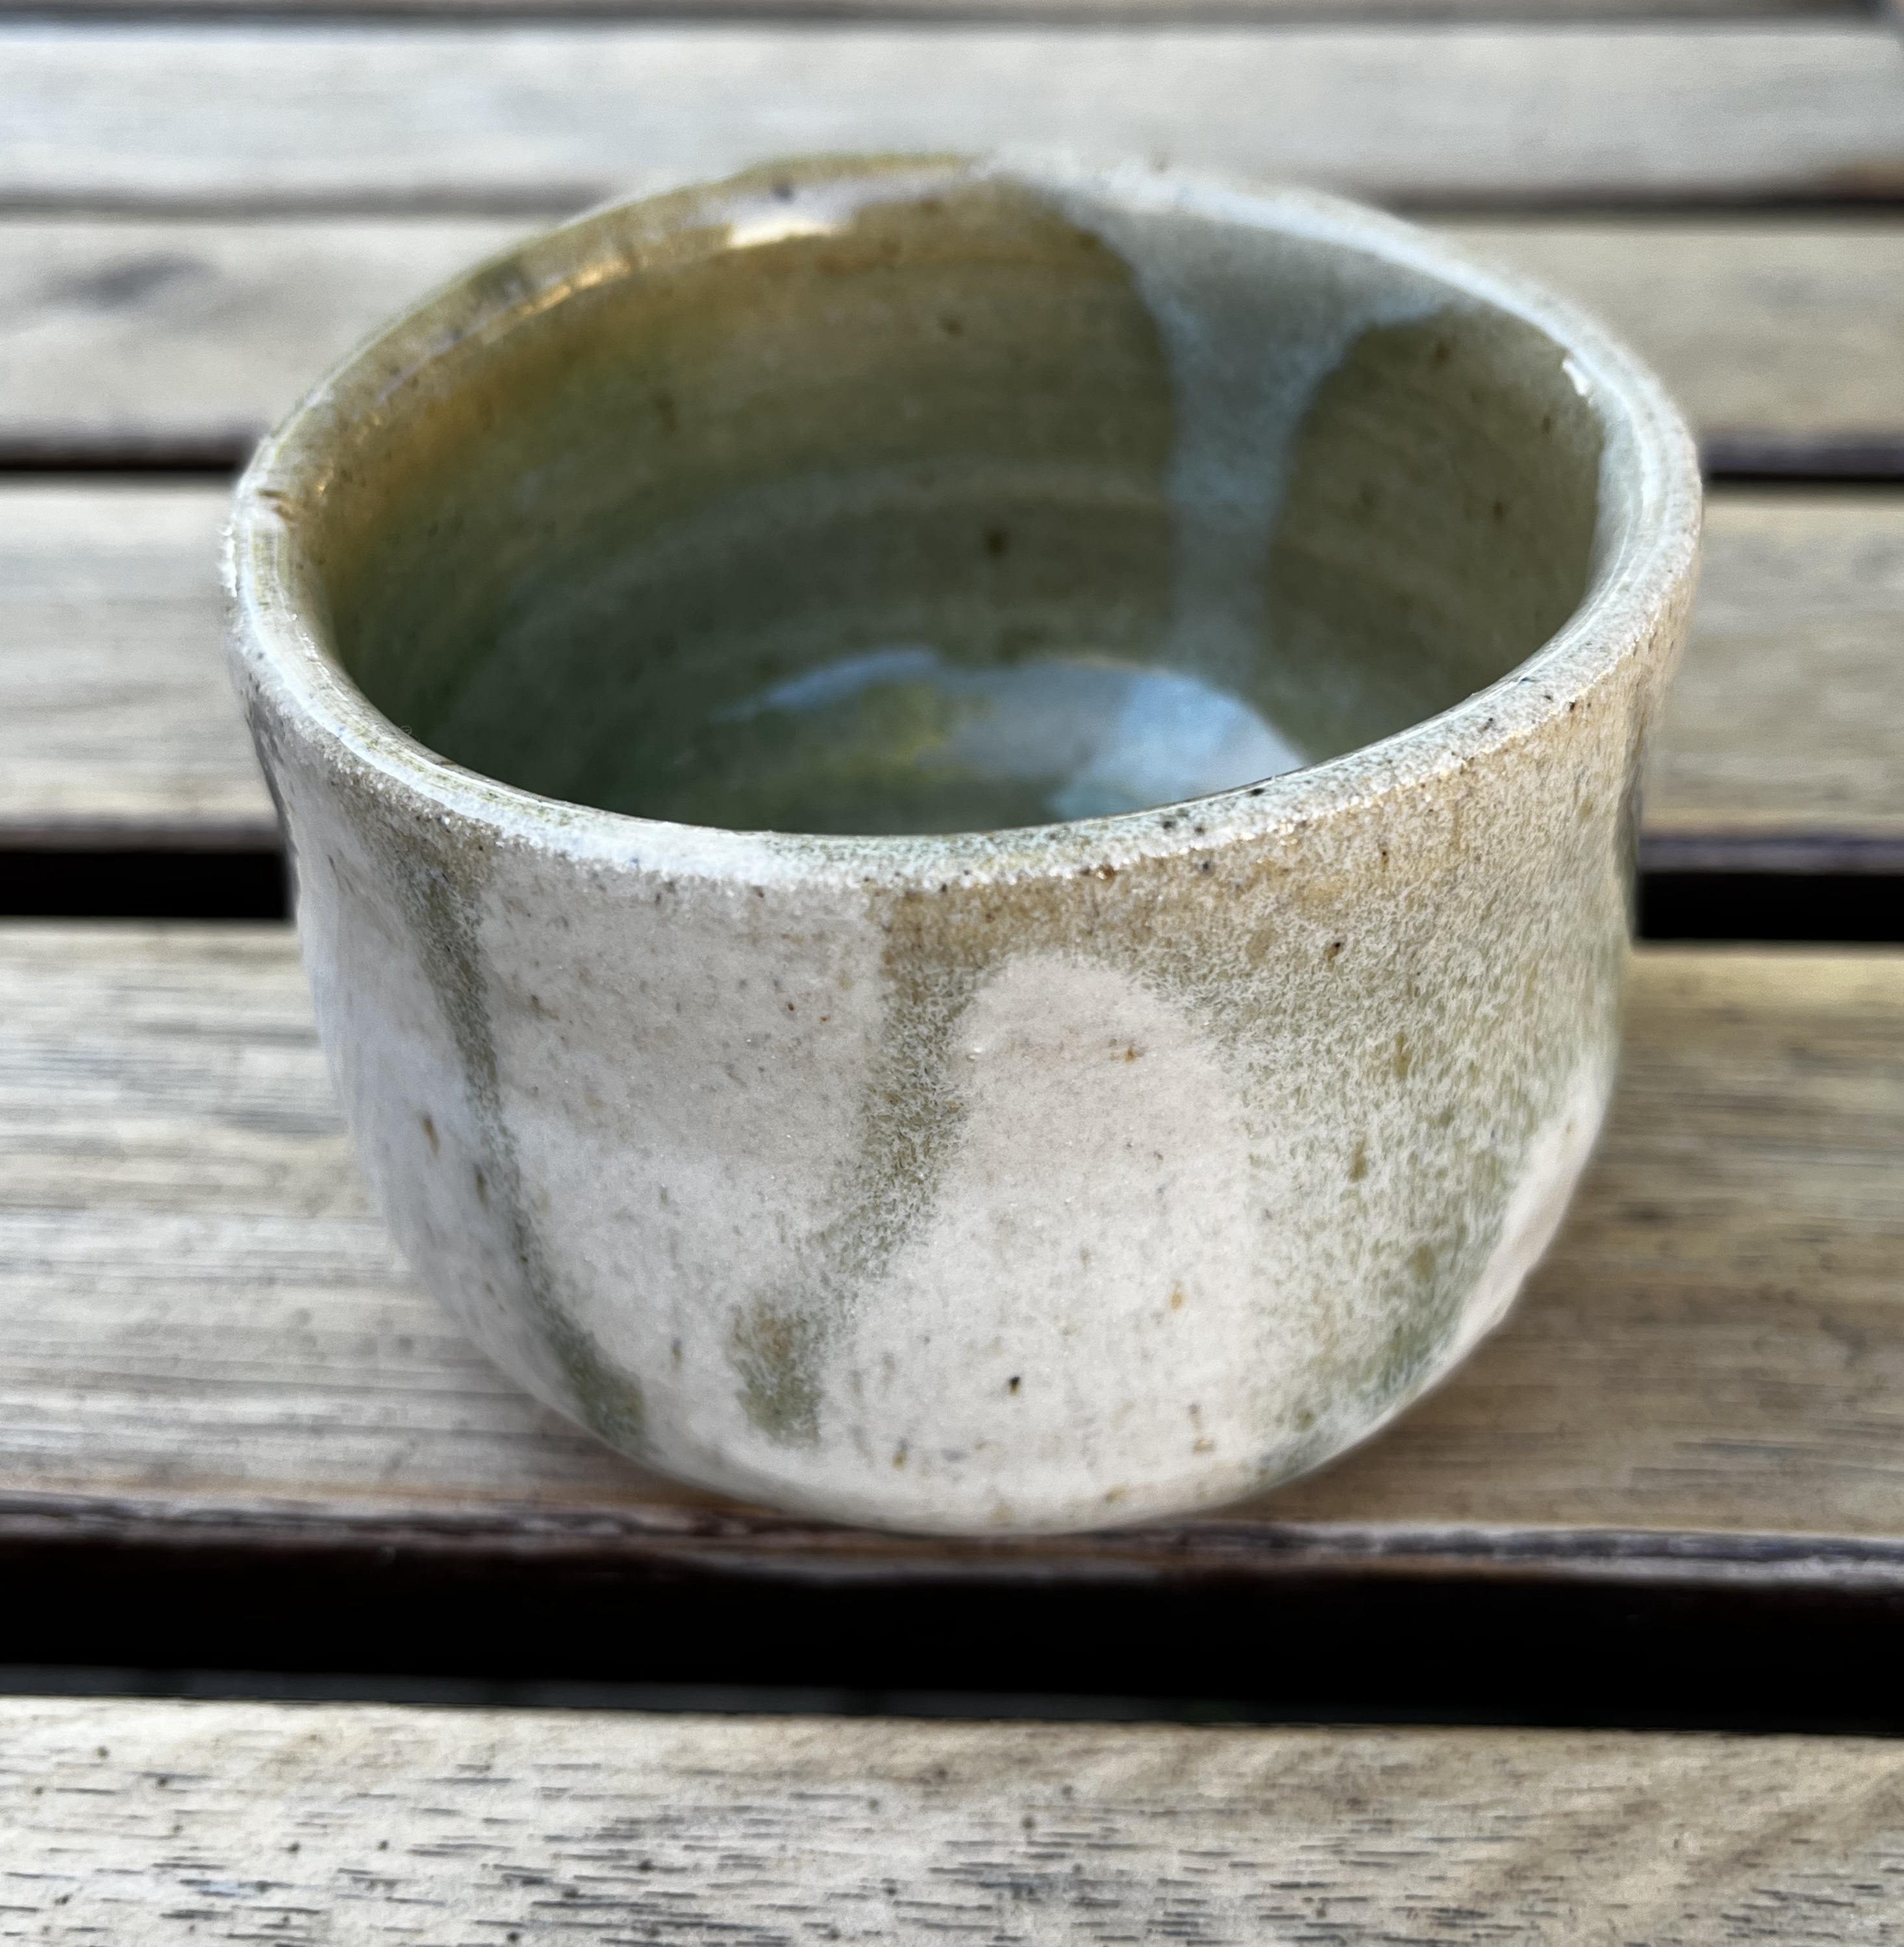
[235,576,1683,1534]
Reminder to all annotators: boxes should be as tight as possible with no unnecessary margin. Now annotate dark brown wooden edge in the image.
[0,818,281,853]
[6,1492,1903,1594]
[1639,833,1904,875]
[1701,433,1904,482]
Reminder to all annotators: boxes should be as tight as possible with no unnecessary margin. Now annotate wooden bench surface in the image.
[5,929,1900,1587]
[8,1697,1904,1941]
[5,2,1904,1915]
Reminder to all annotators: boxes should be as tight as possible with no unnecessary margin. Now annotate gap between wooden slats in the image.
[1,27,1901,213]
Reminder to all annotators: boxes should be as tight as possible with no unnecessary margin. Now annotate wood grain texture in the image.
[9,217,1904,466]
[3,927,1903,1585]
[0,217,527,464]
[7,483,1898,862]
[7,1698,1904,1942]
[0,485,273,849]
[1,26,1901,214]
[1642,490,1904,867]
[1444,218,1904,475]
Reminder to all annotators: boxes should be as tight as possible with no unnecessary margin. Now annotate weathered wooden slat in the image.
[1644,490,1904,869]
[0,218,527,466]
[1447,219,1904,476]
[2,927,1902,1586]
[8,217,1904,468]
[0,0,1868,19]
[6,484,1896,864]
[6,1698,1904,1942]
[0,486,272,849]
[1,27,1900,214]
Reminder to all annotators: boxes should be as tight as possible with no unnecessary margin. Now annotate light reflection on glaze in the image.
[706,643,1309,833]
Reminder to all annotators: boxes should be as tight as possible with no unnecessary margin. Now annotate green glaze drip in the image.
[344,788,649,1453]
[726,818,1619,1459]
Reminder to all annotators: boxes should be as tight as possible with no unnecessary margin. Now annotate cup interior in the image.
[297,162,1606,838]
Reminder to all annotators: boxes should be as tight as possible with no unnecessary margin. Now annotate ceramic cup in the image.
[227,155,1699,1535]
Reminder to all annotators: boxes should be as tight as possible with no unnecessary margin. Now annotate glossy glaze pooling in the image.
[227,157,1700,1533]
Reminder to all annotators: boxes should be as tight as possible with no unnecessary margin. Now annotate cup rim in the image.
[227,152,1702,890]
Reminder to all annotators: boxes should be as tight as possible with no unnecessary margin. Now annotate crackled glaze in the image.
[227,156,1699,1533]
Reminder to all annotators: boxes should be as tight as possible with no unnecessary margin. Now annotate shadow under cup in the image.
[310,164,1605,838]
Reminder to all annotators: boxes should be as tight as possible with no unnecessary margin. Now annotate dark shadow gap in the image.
[3,1548,1903,1737]
[0,850,288,920]
[1699,437,1904,485]
[0,440,250,475]
[1639,872,1904,942]
[1,438,1899,481]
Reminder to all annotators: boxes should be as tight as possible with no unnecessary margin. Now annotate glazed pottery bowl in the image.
[227,155,1700,1535]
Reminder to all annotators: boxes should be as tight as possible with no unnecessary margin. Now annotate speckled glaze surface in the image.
[227,156,1700,1535]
